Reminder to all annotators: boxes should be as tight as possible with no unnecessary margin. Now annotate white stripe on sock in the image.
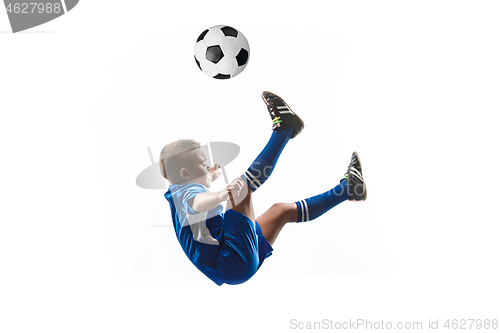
[245,170,261,189]
[244,171,258,189]
[298,200,305,222]
[302,200,309,222]
[246,170,262,186]
[277,106,288,109]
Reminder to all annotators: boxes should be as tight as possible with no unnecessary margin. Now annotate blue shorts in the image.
[219,209,273,285]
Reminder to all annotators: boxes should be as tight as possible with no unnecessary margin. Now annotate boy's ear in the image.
[179,167,189,180]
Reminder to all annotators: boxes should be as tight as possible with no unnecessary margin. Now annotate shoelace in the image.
[272,116,282,127]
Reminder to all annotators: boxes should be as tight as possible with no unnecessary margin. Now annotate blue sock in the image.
[241,126,294,192]
[295,179,350,222]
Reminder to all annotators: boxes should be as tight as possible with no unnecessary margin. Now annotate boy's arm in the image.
[190,177,244,213]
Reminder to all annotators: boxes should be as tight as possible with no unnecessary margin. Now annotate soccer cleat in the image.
[341,152,367,201]
[261,91,304,138]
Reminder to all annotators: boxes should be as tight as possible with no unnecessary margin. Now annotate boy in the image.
[160,91,367,285]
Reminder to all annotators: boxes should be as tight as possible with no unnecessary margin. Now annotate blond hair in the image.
[159,139,201,181]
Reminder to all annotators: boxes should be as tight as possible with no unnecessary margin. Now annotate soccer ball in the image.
[194,25,250,79]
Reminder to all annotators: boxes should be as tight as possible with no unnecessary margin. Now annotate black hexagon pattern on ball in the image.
[206,45,224,63]
[197,29,209,43]
[194,56,202,70]
[221,26,238,38]
[236,49,249,66]
[214,74,231,80]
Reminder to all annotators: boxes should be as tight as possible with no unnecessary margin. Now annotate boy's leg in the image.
[255,202,298,246]
[241,91,304,192]
[256,181,349,246]
[256,152,368,245]
[226,91,304,221]
[226,183,255,222]
[242,126,293,192]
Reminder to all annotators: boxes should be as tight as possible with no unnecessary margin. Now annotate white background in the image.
[1,1,499,332]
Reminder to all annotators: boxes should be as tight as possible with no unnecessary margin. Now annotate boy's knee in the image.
[270,202,286,213]
[270,203,296,222]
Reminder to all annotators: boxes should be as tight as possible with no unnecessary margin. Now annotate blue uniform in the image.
[165,183,273,285]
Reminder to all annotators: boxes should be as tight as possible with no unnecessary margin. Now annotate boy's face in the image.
[182,148,212,187]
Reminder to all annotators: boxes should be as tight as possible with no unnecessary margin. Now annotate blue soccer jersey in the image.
[165,183,228,285]
[165,182,274,285]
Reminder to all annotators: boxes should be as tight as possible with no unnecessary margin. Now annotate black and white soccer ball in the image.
[194,25,250,79]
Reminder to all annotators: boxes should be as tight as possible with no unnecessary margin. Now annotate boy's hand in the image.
[218,177,244,202]
[210,164,222,182]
